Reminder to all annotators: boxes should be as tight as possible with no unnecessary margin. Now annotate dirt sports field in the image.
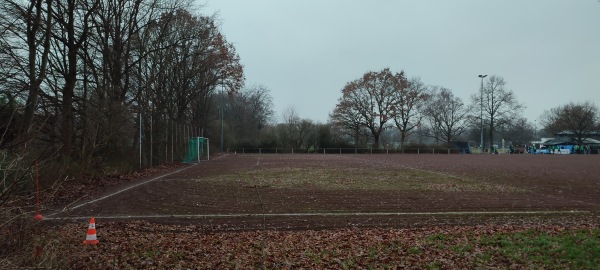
[25,153,600,269]
[48,153,600,229]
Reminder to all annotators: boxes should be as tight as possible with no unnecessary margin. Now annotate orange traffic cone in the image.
[83,217,99,245]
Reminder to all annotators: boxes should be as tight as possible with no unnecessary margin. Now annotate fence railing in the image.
[226,147,600,155]
[227,148,472,154]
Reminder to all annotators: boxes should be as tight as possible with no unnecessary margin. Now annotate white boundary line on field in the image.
[48,154,237,217]
[47,163,200,217]
[43,210,591,221]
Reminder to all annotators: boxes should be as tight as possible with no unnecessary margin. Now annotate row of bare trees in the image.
[330,68,529,149]
[0,0,243,172]
[1,3,248,253]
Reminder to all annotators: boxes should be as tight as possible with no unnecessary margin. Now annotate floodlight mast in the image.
[220,80,225,153]
[478,74,487,154]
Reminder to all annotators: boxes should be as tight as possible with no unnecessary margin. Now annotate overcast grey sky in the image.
[200,0,600,125]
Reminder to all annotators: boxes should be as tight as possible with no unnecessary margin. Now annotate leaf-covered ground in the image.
[6,217,599,269]
[6,154,597,269]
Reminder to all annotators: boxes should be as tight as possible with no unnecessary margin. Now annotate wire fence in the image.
[227,148,600,155]
[134,113,206,169]
[227,148,472,155]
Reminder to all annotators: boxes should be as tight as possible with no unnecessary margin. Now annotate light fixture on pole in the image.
[478,74,487,154]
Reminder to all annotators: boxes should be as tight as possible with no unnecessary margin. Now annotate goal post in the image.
[183,137,209,163]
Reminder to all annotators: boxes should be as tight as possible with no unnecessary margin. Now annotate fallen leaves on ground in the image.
[8,218,599,269]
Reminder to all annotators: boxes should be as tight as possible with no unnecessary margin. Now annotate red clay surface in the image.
[49,154,600,230]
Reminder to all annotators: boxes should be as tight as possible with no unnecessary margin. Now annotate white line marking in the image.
[213,154,231,160]
[46,164,199,217]
[44,210,590,220]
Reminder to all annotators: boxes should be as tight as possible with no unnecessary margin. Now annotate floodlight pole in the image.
[478,74,487,154]
[220,84,224,153]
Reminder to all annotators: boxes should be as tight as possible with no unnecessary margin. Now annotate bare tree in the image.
[499,117,535,146]
[295,119,314,149]
[1,0,53,142]
[141,10,243,155]
[0,10,19,95]
[330,101,368,147]
[471,75,524,150]
[49,0,98,157]
[0,0,244,170]
[279,105,300,148]
[423,87,469,144]
[391,77,428,149]
[334,68,407,148]
[226,85,273,147]
[246,85,274,132]
[540,101,599,144]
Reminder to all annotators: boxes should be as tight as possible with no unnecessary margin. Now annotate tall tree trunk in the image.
[400,131,406,150]
[18,0,52,142]
[61,0,77,157]
[62,51,76,157]
[488,119,495,154]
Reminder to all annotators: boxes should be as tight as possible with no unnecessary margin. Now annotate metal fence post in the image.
[139,113,142,169]
[150,115,152,167]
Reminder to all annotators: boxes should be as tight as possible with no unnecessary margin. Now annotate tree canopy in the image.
[540,101,599,144]
[331,68,409,148]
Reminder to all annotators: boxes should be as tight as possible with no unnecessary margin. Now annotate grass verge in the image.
[472,228,600,269]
